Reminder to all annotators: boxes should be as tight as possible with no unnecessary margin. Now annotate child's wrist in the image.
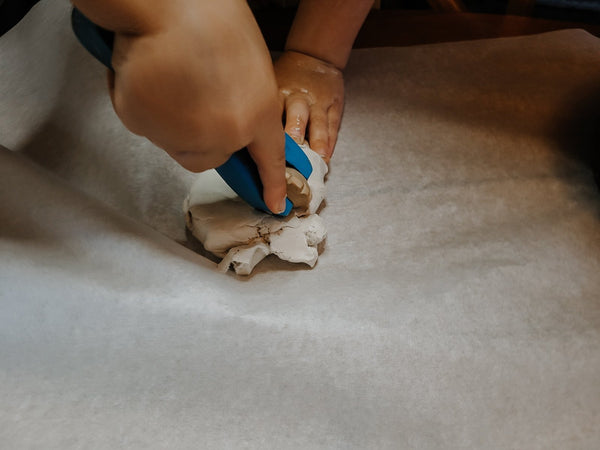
[282,49,345,73]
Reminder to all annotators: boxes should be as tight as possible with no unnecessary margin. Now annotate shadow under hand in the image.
[551,82,600,194]
[16,46,194,242]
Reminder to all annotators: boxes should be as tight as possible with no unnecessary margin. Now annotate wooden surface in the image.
[255,9,600,50]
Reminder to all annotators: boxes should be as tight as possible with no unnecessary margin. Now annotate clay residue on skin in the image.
[184,144,328,275]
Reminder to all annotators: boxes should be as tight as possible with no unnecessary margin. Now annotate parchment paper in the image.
[1,1,599,448]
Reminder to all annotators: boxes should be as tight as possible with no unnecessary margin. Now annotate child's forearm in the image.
[285,0,373,70]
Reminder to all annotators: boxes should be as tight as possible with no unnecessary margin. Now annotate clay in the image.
[184,144,328,275]
[285,167,312,215]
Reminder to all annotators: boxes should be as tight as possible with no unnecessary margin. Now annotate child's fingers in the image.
[326,103,343,162]
[307,107,329,159]
[284,95,310,145]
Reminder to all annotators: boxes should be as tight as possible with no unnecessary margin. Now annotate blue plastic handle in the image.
[216,134,313,216]
[71,8,313,216]
[72,9,114,70]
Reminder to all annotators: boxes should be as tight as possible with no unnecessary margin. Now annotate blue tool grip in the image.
[71,8,313,216]
[215,149,293,216]
[71,9,114,71]
[216,134,313,216]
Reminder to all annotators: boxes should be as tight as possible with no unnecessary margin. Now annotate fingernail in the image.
[275,197,287,214]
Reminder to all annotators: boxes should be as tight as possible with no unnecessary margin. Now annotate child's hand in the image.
[274,50,344,163]
[105,0,288,214]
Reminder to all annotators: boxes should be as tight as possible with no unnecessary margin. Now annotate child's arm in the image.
[71,0,288,214]
[275,0,373,161]
[287,0,373,71]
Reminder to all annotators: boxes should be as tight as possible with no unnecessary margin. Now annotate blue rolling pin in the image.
[71,9,312,217]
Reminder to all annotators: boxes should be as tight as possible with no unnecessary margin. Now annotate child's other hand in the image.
[274,50,344,163]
